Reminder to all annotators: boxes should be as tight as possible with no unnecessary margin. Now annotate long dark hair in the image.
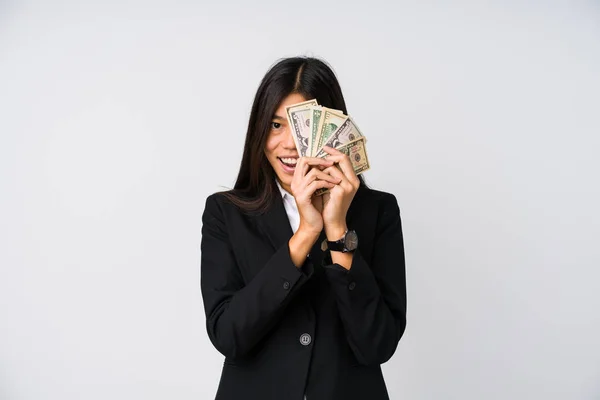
[222,56,366,213]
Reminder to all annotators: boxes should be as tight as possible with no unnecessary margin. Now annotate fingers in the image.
[296,156,334,172]
[293,156,334,183]
[323,165,353,192]
[321,151,360,189]
[305,179,336,196]
[292,153,360,200]
[322,164,343,180]
[291,157,338,198]
[321,146,341,155]
[294,168,339,197]
[305,167,340,185]
[322,153,351,175]
[292,157,330,185]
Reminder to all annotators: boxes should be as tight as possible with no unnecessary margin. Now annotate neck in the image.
[276,179,293,196]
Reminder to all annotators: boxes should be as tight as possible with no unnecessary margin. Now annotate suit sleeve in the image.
[323,193,407,366]
[200,194,315,360]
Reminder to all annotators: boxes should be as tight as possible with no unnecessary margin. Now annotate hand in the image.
[320,146,360,240]
[290,156,338,236]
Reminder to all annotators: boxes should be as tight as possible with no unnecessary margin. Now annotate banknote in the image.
[332,136,370,175]
[284,99,371,197]
[308,106,323,157]
[314,137,370,196]
[285,99,318,157]
[315,117,364,158]
[314,107,348,156]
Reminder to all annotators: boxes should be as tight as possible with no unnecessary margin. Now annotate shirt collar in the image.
[275,179,293,200]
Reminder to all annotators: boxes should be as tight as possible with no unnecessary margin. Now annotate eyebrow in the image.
[272,115,286,121]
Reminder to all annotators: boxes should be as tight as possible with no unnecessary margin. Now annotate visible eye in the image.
[271,121,282,129]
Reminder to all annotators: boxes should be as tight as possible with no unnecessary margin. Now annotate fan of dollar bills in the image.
[284,99,370,177]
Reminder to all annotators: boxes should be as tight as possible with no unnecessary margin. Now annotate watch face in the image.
[345,230,358,251]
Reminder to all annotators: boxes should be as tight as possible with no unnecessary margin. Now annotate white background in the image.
[1,1,599,399]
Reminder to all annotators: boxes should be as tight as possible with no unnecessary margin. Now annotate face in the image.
[264,92,307,193]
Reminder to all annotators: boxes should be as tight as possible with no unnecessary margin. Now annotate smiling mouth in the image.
[278,157,298,168]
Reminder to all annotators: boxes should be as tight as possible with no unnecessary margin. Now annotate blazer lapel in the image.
[255,193,294,251]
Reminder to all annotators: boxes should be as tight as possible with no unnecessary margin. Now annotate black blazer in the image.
[200,186,407,400]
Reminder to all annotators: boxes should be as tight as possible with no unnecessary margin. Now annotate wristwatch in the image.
[326,230,358,253]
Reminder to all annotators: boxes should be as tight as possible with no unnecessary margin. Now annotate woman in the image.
[200,57,406,400]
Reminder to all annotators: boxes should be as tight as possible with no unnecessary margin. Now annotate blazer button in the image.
[283,281,290,290]
[348,281,356,290]
[299,333,311,346]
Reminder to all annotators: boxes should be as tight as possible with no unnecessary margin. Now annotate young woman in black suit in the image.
[201,57,407,400]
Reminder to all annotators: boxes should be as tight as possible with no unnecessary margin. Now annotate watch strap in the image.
[327,230,349,252]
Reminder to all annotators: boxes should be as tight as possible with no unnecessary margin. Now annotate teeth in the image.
[280,158,298,165]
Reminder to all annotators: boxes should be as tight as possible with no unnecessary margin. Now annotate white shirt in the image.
[275,181,307,400]
[276,180,300,234]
